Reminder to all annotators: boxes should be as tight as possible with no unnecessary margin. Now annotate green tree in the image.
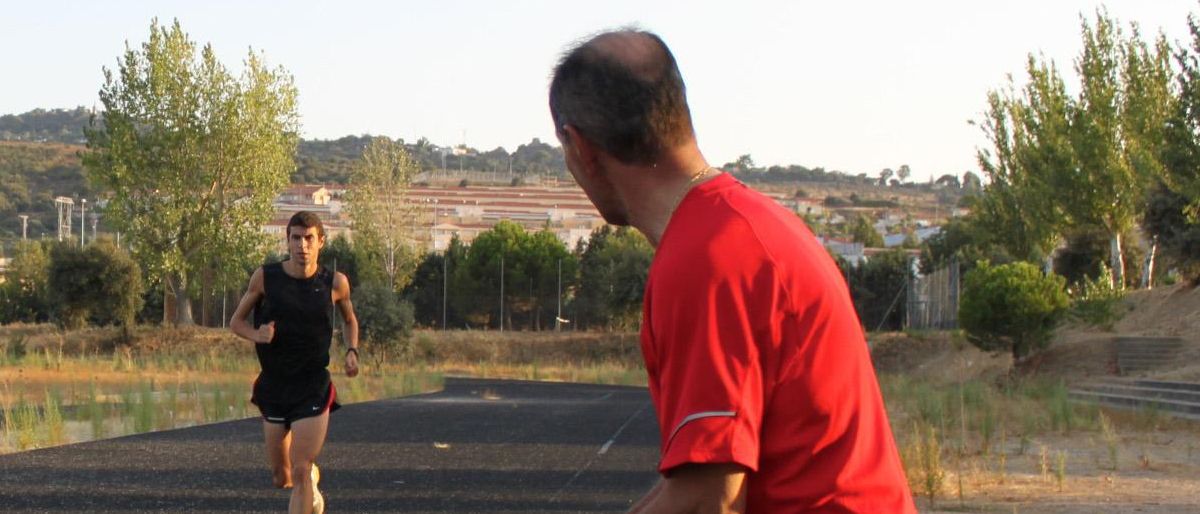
[849,215,884,248]
[47,241,143,331]
[452,221,528,329]
[347,136,421,291]
[959,262,1070,361]
[83,19,298,325]
[354,282,414,358]
[1066,12,1169,288]
[572,226,654,330]
[1162,14,1200,223]
[839,248,911,331]
[0,240,51,323]
[405,235,468,328]
[975,55,1073,263]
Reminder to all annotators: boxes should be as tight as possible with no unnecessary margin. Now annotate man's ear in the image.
[562,124,601,177]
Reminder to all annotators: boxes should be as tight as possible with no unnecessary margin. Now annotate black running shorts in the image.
[254,381,340,429]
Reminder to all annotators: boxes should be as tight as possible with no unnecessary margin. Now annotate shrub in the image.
[354,282,415,358]
[959,261,1069,361]
[1068,265,1125,330]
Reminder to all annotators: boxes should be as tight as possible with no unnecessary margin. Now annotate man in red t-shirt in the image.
[549,30,916,513]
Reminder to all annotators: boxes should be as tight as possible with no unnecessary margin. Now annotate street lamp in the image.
[80,198,86,245]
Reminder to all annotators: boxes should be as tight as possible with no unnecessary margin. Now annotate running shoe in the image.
[311,464,324,514]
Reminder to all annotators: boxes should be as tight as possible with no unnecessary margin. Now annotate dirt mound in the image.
[870,332,1011,383]
[1029,283,1200,381]
[1113,282,1200,339]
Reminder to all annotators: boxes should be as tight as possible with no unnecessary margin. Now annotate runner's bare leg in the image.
[263,421,293,489]
[287,411,329,514]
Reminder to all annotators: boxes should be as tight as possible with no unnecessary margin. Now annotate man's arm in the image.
[332,271,359,377]
[628,463,747,514]
[230,268,273,343]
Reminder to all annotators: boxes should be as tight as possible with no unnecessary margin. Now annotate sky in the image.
[2,0,1198,181]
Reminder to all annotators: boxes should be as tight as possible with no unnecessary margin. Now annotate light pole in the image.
[80,198,86,245]
[556,258,562,331]
[498,252,504,333]
[18,215,27,240]
[442,251,448,331]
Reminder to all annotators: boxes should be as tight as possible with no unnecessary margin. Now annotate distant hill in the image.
[0,141,91,240]
[0,107,569,184]
[0,107,91,144]
[0,107,972,244]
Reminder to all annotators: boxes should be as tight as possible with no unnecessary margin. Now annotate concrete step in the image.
[1115,336,1187,345]
[1132,380,1200,393]
[1068,390,1200,421]
[1073,382,1200,404]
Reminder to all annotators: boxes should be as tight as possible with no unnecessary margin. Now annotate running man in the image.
[231,211,360,514]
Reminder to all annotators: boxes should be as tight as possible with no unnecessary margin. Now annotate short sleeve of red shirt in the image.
[641,178,785,475]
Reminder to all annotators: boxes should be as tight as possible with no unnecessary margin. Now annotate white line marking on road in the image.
[597,401,645,455]
[550,401,651,502]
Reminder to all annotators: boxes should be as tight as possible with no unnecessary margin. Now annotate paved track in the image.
[0,378,661,513]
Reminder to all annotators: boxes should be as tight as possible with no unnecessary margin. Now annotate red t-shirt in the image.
[641,173,915,513]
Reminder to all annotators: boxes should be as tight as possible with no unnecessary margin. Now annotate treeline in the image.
[0,220,914,346]
[0,107,90,143]
[294,135,566,184]
[924,9,1200,288]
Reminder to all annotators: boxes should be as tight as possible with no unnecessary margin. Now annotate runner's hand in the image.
[344,350,359,378]
[255,321,275,344]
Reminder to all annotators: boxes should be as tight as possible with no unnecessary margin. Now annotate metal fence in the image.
[906,260,960,330]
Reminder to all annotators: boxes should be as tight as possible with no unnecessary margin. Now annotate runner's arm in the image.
[230,268,273,343]
[333,271,360,377]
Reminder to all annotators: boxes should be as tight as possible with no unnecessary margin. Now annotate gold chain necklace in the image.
[668,165,716,217]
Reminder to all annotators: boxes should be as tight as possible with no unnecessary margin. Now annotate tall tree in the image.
[1162,14,1200,222]
[347,136,421,291]
[976,67,1069,264]
[1067,12,1172,287]
[83,19,298,325]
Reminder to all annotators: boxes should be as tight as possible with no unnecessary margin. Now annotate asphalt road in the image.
[0,378,661,513]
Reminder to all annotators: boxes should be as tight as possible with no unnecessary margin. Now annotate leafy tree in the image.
[318,234,367,288]
[405,235,467,328]
[878,168,894,186]
[919,216,1007,274]
[572,225,654,330]
[83,19,298,325]
[962,171,983,192]
[347,137,421,292]
[1162,13,1200,223]
[733,154,757,173]
[849,215,884,247]
[47,241,143,331]
[354,282,414,357]
[839,248,910,331]
[451,220,527,329]
[0,240,51,323]
[897,164,912,183]
[1065,12,1171,288]
[1142,184,1200,282]
[975,55,1073,263]
[959,262,1069,361]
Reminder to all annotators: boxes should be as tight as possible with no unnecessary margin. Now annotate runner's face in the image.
[287,226,324,265]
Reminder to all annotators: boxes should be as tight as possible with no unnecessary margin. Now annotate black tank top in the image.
[253,262,334,404]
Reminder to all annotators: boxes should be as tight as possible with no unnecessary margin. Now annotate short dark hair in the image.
[549,30,694,165]
[287,211,325,238]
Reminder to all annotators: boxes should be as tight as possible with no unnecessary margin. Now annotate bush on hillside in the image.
[959,262,1069,361]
